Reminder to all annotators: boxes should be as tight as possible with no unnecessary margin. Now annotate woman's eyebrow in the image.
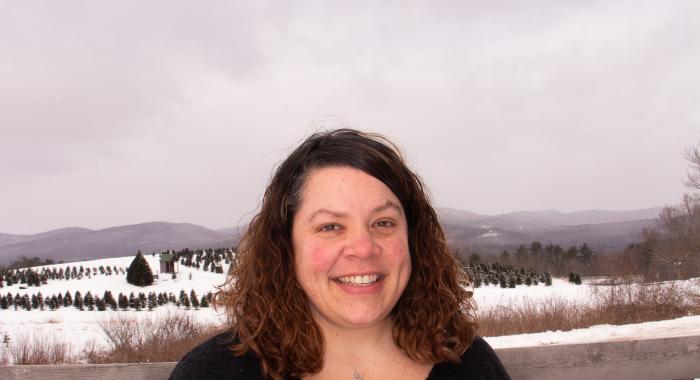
[307,209,347,222]
[307,200,402,222]
[372,200,403,215]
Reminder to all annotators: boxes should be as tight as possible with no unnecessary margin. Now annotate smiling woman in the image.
[169,129,510,380]
[292,167,413,332]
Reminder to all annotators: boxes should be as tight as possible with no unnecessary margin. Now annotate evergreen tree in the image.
[118,293,129,310]
[63,291,72,307]
[574,273,582,285]
[147,292,157,311]
[0,296,8,309]
[126,251,154,286]
[96,296,106,311]
[103,291,116,309]
[579,243,594,265]
[179,290,190,309]
[84,291,95,311]
[49,295,58,310]
[129,292,137,309]
[138,293,147,309]
[73,291,84,310]
[31,294,39,309]
[200,294,209,308]
[190,290,199,309]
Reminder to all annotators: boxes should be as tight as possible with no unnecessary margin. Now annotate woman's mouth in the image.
[334,274,381,286]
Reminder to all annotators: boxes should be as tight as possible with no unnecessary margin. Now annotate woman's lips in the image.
[334,274,381,286]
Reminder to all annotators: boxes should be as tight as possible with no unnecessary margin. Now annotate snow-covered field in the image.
[1,254,699,363]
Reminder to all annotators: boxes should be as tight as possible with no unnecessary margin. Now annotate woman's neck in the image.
[305,317,433,380]
[320,317,396,360]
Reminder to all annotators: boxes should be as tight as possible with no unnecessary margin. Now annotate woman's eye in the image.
[375,220,395,228]
[318,224,341,232]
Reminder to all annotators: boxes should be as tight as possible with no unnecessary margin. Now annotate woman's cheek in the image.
[384,236,410,260]
[309,245,335,273]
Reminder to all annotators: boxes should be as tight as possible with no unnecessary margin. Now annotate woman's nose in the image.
[345,227,378,259]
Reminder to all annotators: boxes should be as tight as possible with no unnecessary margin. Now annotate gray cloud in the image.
[1,1,698,233]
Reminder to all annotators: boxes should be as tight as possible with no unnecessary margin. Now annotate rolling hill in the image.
[0,207,662,265]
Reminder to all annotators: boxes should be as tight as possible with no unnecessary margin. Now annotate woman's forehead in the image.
[297,167,403,214]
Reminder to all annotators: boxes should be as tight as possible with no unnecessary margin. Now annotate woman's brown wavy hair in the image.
[216,129,477,379]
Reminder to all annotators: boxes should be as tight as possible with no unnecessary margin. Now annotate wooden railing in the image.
[1,335,699,379]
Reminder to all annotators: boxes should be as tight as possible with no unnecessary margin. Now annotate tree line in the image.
[461,255,582,288]
[0,288,213,312]
[1,264,127,289]
[464,143,700,282]
[165,247,234,274]
[606,145,700,280]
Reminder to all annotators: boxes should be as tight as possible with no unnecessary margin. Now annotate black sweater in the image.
[169,333,511,380]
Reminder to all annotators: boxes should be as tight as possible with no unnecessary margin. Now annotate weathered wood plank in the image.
[1,335,699,379]
[0,362,175,380]
[497,335,700,380]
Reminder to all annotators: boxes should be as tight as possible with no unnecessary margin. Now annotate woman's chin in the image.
[328,309,393,330]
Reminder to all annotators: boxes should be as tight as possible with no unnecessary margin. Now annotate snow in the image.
[0,254,230,361]
[486,315,700,348]
[2,254,226,297]
[473,278,595,310]
[1,254,699,363]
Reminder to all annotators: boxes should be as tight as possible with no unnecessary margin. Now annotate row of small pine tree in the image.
[0,289,213,312]
[1,265,127,289]
[461,258,585,288]
[158,247,233,274]
[464,261,554,288]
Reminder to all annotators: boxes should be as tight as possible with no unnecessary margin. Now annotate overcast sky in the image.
[1,1,699,234]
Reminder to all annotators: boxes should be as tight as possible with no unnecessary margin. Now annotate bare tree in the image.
[684,144,700,190]
[635,144,700,280]
[650,194,700,279]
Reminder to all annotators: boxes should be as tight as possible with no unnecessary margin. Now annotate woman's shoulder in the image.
[168,331,263,380]
[428,336,511,380]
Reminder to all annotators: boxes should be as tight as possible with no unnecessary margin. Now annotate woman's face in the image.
[291,166,411,329]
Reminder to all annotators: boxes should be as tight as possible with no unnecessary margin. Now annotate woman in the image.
[170,129,510,380]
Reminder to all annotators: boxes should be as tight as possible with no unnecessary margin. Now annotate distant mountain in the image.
[215,225,247,239]
[0,222,239,265]
[0,207,663,265]
[437,207,661,253]
[437,207,661,230]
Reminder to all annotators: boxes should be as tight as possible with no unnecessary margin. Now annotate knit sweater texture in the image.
[169,332,511,380]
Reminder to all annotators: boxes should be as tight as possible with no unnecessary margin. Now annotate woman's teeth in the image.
[336,274,379,286]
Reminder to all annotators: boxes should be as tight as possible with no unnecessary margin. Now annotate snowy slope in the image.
[1,254,699,363]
